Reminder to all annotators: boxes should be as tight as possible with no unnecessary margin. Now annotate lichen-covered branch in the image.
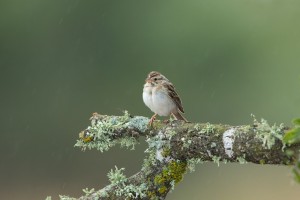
[57,112,299,200]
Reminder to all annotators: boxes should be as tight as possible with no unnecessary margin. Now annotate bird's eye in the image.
[154,78,157,81]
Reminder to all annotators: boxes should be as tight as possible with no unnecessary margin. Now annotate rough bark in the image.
[61,112,299,200]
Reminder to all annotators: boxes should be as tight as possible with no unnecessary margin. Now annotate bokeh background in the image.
[1,0,300,199]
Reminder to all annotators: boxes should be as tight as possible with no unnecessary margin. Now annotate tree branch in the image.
[59,112,299,200]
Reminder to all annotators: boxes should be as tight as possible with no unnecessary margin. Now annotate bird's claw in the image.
[149,114,157,126]
[163,119,170,124]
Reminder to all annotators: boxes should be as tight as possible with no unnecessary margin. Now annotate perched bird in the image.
[143,71,187,125]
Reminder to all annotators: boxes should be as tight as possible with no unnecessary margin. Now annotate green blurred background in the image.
[1,0,300,199]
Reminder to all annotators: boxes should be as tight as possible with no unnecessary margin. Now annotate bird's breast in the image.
[143,85,155,111]
[152,88,176,116]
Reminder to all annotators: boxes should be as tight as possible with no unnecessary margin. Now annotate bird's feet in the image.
[149,114,157,126]
[163,119,170,124]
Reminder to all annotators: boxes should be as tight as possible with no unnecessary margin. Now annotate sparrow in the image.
[143,71,187,125]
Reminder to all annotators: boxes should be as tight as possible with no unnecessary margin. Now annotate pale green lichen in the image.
[200,123,215,134]
[107,166,148,198]
[144,127,181,163]
[120,136,138,150]
[82,188,95,196]
[251,114,284,149]
[182,138,192,149]
[45,197,51,200]
[96,188,109,198]
[126,116,149,132]
[108,166,127,185]
[142,151,158,172]
[143,128,190,195]
[240,125,251,133]
[121,183,148,198]
[165,128,178,140]
[58,195,76,200]
[210,142,217,148]
[187,158,203,172]
[236,154,247,164]
[194,123,202,131]
[117,110,131,122]
[212,156,221,167]
[75,111,139,152]
[145,132,167,152]
[170,180,176,191]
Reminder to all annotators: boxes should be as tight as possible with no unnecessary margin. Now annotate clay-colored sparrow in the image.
[143,71,187,125]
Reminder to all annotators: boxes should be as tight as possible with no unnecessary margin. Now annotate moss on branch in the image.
[51,111,300,200]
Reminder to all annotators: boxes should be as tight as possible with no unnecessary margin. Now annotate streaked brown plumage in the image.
[143,71,187,125]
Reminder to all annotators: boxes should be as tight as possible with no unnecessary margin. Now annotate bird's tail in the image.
[172,111,189,122]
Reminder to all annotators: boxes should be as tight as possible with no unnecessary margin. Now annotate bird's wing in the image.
[163,82,185,113]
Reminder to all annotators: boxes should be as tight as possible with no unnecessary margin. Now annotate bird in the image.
[143,71,187,126]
